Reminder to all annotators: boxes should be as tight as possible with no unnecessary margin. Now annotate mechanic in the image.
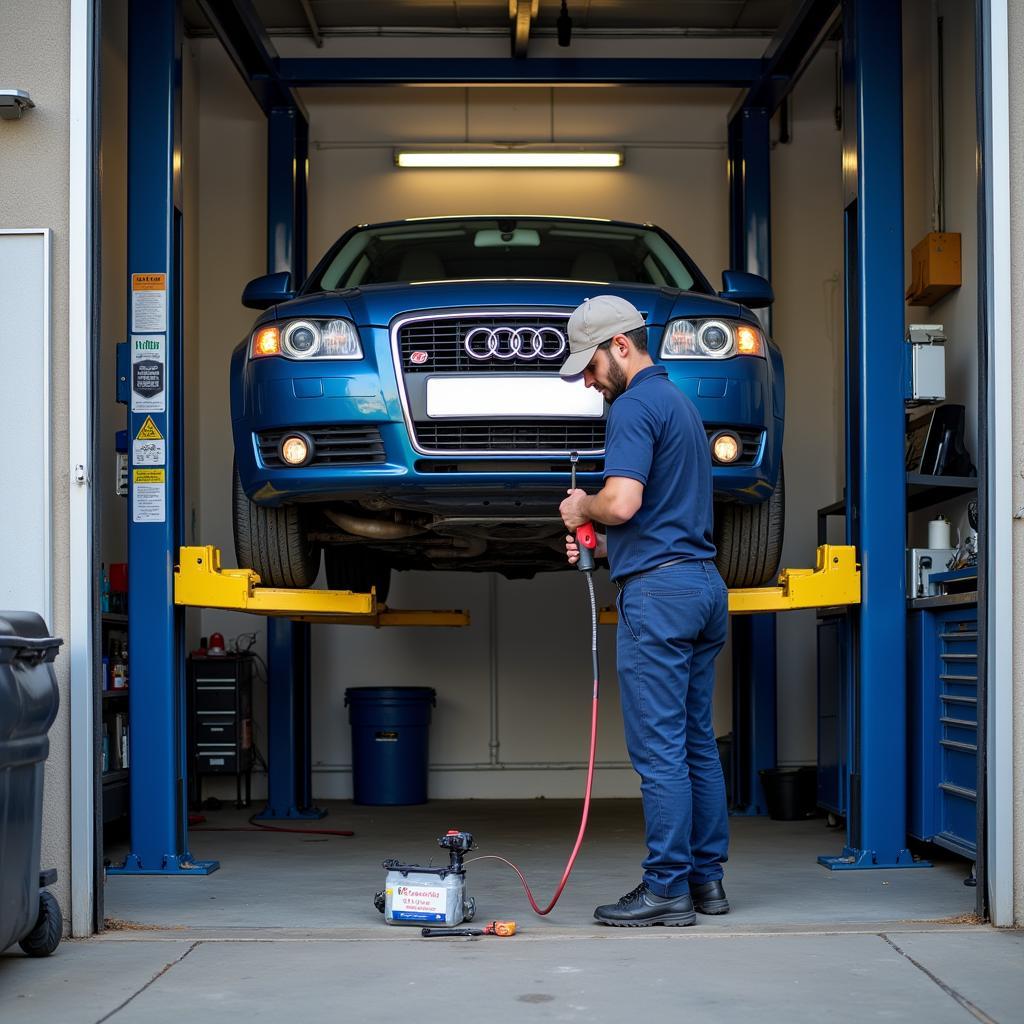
[559,295,731,927]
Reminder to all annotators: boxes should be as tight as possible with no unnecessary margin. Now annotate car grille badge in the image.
[410,350,429,365]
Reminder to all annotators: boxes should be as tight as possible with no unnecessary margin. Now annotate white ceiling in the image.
[184,1,800,37]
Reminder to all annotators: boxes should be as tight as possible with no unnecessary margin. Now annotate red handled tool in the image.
[570,451,597,573]
[421,920,516,938]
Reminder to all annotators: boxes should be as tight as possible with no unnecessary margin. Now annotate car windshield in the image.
[309,218,703,292]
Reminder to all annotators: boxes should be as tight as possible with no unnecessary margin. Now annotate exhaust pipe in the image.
[324,509,425,540]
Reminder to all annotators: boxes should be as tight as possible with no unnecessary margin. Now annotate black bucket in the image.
[758,766,818,821]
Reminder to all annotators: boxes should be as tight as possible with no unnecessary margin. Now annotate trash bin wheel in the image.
[19,891,62,957]
[464,896,476,923]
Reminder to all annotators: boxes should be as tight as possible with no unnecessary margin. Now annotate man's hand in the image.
[565,533,607,566]
[560,488,591,531]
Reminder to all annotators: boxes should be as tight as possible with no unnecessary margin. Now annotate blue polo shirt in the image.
[602,364,716,581]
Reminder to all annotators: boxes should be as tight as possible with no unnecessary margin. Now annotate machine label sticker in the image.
[131,273,167,333]
[133,439,165,466]
[132,468,165,523]
[131,335,165,413]
[390,884,447,920]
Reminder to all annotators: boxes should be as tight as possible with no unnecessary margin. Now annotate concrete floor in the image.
[6,800,1019,1024]
[102,800,976,933]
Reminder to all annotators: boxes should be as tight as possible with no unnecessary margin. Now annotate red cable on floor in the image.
[465,689,599,916]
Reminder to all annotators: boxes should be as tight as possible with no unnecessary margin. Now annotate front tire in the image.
[324,546,392,604]
[715,461,785,588]
[232,463,320,588]
[19,892,62,957]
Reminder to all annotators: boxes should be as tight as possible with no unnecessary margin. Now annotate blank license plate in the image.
[426,376,604,418]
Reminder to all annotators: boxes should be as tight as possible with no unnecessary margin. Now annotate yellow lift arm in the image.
[174,546,470,627]
[598,545,861,624]
[175,543,858,626]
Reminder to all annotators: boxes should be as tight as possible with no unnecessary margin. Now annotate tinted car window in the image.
[311,219,704,292]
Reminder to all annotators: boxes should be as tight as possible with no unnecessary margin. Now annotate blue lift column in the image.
[111,0,216,875]
[254,105,324,821]
[818,0,921,870]
[727,105,777,815]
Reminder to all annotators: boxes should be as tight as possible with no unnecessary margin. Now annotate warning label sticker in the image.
[135,416,163,440]
[131,273,167,333]
[131,336,165,413]
[132,468,165,523]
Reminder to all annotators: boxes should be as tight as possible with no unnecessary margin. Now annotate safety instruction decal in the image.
[131,273,167,333]
[131,335,165,413]
[132,468,165,524]
[133,416,166,466]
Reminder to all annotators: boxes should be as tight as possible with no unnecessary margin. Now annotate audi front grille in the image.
[414,419,606,452]
[398,313,571,373]
[257,425,387,467]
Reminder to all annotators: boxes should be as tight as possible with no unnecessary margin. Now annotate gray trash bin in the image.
[0,612,63,956]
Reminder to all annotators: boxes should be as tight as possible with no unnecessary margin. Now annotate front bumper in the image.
[231,325,782,509]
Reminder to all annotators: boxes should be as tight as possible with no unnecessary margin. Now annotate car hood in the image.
[273,279,750,328]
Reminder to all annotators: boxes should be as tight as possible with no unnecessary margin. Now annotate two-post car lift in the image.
[110,0,913,877]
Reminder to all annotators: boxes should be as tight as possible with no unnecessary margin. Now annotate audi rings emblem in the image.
[463,325,568,361]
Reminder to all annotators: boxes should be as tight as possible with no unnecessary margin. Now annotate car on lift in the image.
[230,215,785,600]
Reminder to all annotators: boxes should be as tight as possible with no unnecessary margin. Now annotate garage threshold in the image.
[103,800,974,935]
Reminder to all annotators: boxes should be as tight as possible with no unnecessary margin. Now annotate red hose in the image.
[466,688,599,916]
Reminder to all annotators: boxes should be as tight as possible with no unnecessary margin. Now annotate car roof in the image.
[355,214,656,230]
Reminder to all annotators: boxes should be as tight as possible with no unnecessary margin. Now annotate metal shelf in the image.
[102,689,129,701]
[102,769,129,785]
[906,474,978,513]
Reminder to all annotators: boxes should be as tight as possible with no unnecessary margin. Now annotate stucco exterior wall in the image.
[0,0,72,926]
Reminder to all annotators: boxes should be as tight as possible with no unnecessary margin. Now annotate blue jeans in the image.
[615,559,730,897]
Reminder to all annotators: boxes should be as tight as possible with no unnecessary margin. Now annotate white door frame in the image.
[69,0,96,937]
[980,0,1014,928]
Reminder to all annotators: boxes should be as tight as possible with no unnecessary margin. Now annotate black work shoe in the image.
[593,882,696,927]
[689,879,730,915]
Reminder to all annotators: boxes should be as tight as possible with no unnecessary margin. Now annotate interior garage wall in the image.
[903,0,981,551]
[191,34,848,799]
[0,0,72,927]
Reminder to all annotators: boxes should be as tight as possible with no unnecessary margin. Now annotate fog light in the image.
[711,431,741,464]
[280,433,312,466]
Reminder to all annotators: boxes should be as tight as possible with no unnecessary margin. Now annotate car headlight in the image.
[660,318,764,359]
[251,318,363,360]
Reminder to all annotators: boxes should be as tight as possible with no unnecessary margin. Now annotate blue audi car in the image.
[231,216,784,599]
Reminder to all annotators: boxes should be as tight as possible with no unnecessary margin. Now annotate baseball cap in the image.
[559,295,646,378]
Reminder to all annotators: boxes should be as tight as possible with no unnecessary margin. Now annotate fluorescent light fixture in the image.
[395,149,623,169]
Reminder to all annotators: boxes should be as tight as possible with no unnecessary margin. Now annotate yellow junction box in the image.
[906,231,961,306]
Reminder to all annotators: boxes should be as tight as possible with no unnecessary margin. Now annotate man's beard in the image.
[604,357,628,403]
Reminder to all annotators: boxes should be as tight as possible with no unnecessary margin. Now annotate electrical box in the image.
[907,547,955,599]
[905,231,961,306]
[904,324,946,406]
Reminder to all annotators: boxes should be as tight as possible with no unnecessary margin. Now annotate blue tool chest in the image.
[907,604,978,859]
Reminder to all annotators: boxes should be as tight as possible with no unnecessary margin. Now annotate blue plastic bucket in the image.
[345,687,436,805]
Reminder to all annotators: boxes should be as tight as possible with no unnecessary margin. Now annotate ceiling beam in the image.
[738,0,841,114]
[298,0,323,48]
[275,57,764,87]
[196,0,307,117]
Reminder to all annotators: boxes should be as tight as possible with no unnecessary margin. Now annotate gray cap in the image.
[559,295,645,378]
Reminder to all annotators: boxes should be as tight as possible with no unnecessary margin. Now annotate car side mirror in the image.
[719,270,774,309]
[242,271,294,310]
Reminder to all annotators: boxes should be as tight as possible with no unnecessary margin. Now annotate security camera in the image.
[557,0,572,47]
[0,90,35,121]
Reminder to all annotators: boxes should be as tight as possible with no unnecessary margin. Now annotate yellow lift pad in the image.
[174,546,470,627]
[598,545,861,624]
